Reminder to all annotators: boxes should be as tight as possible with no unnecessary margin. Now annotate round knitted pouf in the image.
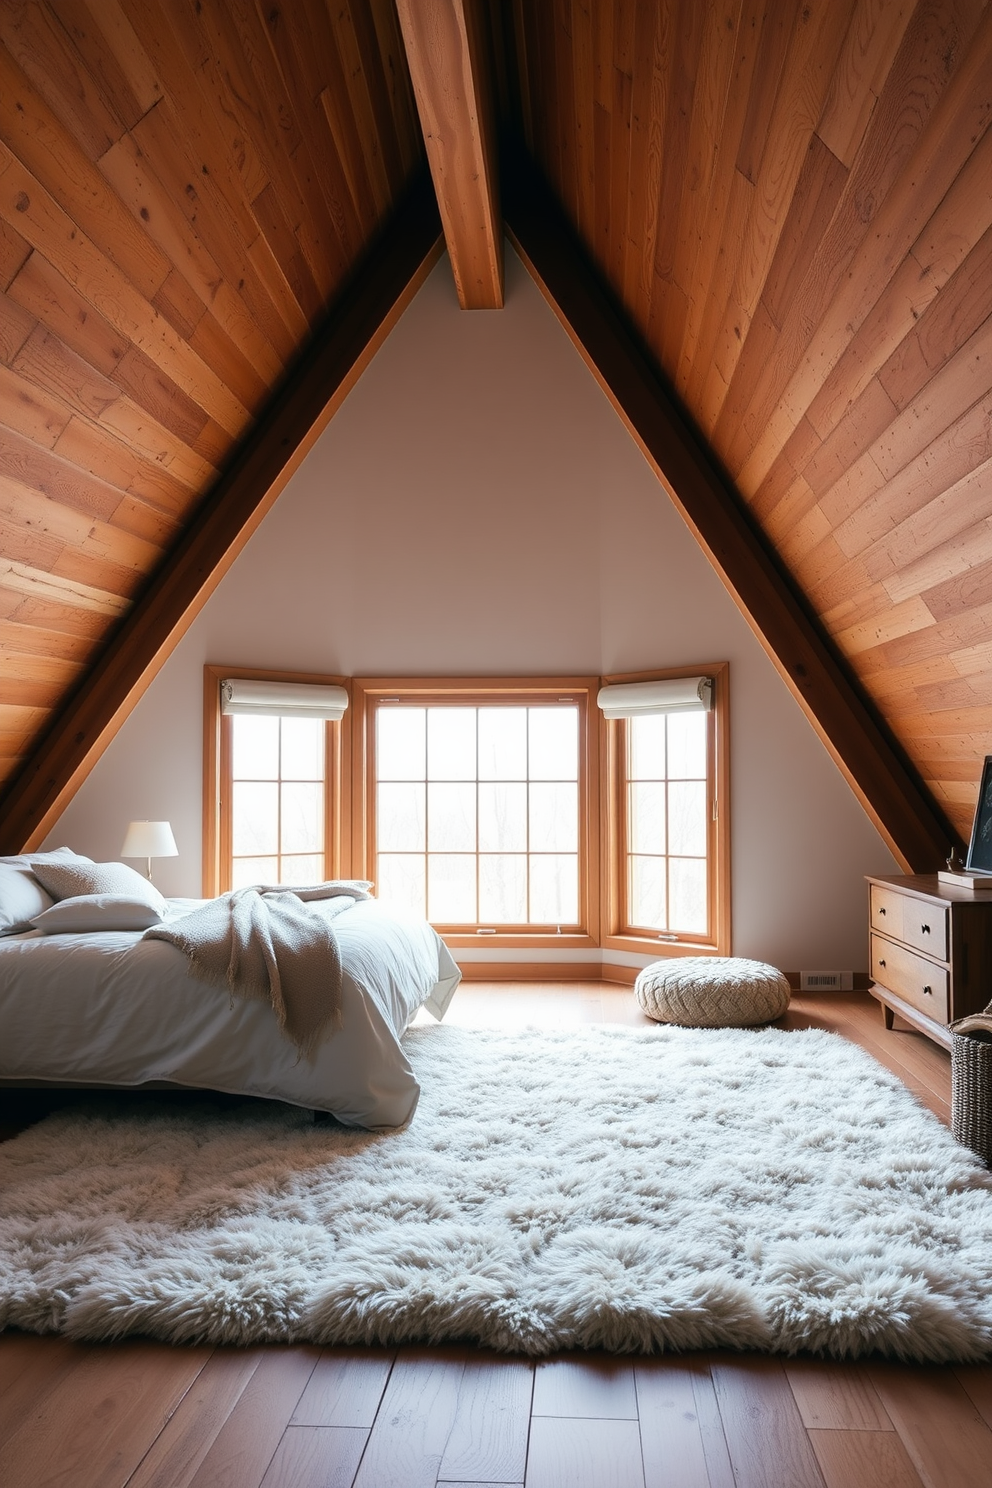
[634,956,791,1028]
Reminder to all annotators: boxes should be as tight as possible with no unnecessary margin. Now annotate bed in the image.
[0,854,461,1130]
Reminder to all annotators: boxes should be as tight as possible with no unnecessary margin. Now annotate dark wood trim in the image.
[0,175,443,853]
[501,147,960,874]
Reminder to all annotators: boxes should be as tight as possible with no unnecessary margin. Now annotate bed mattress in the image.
[0,897,460,1129]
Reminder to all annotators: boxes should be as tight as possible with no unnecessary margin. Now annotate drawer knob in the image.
[878,958,886,968]
[921,924,931,934]
[923,985,932,996]
[879,906,886,914]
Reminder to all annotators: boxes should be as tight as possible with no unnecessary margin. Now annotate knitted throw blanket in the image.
[146,882,371,1058]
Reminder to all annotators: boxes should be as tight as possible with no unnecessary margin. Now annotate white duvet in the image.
[0,898,460,1129]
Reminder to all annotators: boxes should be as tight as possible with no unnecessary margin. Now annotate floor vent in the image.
[800,971,854,992]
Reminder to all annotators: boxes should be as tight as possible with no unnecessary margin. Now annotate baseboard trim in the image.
[455,964,870,990]
[456,962,637,984]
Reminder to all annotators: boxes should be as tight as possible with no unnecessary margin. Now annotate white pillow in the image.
[0,861,54,935]
[30,894,165,934]
[31,859,168,916]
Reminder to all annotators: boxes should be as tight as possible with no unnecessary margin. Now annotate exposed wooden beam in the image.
[394,0,503,309]
[0,177,443,853]
[502,149,960,873]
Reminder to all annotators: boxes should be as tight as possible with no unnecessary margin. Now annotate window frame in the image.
[351,677,601,950]
[601,663,730,958]
[203,664,349,897]
[204,663,728,959]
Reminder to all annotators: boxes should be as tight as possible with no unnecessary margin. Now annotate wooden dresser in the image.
[867,874,992,1050]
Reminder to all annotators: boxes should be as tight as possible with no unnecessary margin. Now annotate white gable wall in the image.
[46,247,897,971]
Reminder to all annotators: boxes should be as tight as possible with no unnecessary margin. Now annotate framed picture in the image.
[966,755,992,874]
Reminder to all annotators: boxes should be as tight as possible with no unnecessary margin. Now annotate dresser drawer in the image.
[870,886,947,960]
[870,934,949,1022]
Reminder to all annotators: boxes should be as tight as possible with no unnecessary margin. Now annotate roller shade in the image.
[221,679,349,720]
[597,676,713,718]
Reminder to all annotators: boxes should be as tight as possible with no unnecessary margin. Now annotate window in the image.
[203,669,347,895]
[205,666,725,957]
[352,680,600,946]
[603,666,729,956]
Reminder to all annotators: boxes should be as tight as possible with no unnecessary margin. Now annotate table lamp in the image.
[120,820,178,882]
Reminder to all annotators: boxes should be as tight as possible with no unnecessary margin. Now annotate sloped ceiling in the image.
[1,0,991,853]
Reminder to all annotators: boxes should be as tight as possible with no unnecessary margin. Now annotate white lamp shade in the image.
[221,679,348,720]
[597,677,713,718]
[120,821,178,860]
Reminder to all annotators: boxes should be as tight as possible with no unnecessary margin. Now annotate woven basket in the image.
[951,1027,992,1167]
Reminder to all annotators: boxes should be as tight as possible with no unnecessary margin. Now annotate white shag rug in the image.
[2,1024,992,1361]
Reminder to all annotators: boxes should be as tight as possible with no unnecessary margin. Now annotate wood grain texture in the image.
[394,0,503,307]
[0,176,443,852]
[0,0,423,799]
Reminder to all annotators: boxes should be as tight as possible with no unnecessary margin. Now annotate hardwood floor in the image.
[1,983,990,1488]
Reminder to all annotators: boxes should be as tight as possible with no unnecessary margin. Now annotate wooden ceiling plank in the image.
[737,3,992,493]
[708,0,856,407]
[0,617,97,663]
[11,323,120,426]
[245,230,312,344]
[190,0,350,300]
[339,0,411,201]
[188,313,269,417]
[0,144,252,438]
[862,457,992,587]
[191,416,230,468]
[0,479,163,576]
[870,317,992,479]
[150,266,204,342]
[8,250,128,378]
[0,43,172,302]
[0,558,129,617]
[668,0,746,308]
[801,377,899,499]
[569,0,597,248]
[249,2,371,264]
[63,0,164,120]
[717,134,848,469]
[107,491,181,550]
[504,153,957,869]
[816,0,917,168]
[122,107,292,365]
[624,0,673,331]
[0,582,117,640]
[804,255,940,443]
[880,516,992,608]
[0,176,443,852]
[366,0,424,180]
[98,396,217,491]
[0,287,37,365]
[646,0,706,364]
[395,0,503,309]
[118,0,268,239]
[833,393,992,557]
[0,1,125,161]
[248,182,324,324]
[878,234,992,410]
[111,343,208,446]
[0,424,122,521]
[0,216,31,291]
[605,0,635,297]
[0,361,72,449]
[678,0,765,400]
[265,3,375,240]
